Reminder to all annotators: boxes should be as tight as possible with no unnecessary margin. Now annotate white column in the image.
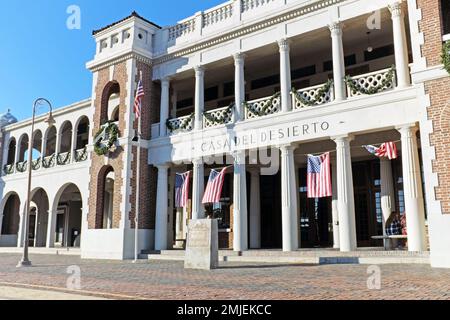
[334,135,357,252]
[192,158,205,220]
[389,2,411,88]
[233,151,248,252]
[249,168,261,249]
[159,78,170,137]
[194,66,205,130]
[278,39,292,113]
[397,124,427,252]
[16,202,26,247]
[46,206,56,248]
[380,158,396,244]
[234,53,246,121]
[329,22,346,101]
[331,159,340,249]
[155,165,169,251]
[280,145,299,251]
[174,208,184,248]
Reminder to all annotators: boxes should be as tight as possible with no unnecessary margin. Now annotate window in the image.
[177,98,193,109]
[364,45,395,61]
[291,65,316,79]
[251,74,279,90]
[323,54,357,72]
[205,86,219,102]
[223,81,234,97]
[442,0,450,35]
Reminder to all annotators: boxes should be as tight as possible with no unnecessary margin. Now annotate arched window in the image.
[32,130,42,160]
[17,134,29,163]
[75,117,90,150]
[111,105,120,122]
[6,138,16,165]
[101,82,120,125]
[58,121,73,154]
[101,167,115,229]
[45,126,57,157]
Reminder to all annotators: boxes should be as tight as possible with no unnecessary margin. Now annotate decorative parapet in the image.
[203,2,234,28]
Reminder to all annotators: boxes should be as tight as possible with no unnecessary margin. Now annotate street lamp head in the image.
[45,113,56,127]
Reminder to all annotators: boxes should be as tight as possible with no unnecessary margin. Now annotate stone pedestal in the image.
[185,219,219,270]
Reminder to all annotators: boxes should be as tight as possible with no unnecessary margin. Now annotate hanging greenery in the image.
[43,154,56,168]
[166,113,195,132]
[345,65,396,95]
[203,103,234,125]
[57,152,72,165]
[31,158,41,170]
[3,164,14,175]
[291,79,334,107]
[442,41,450,75]
[75,147,88,162]
[244,92,281,117]
[94,121,119,156]
[16,161,27,173]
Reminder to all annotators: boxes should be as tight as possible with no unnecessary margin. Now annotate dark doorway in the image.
[260,172,282,248]
[352,160,383,247]
[299,168,333,248]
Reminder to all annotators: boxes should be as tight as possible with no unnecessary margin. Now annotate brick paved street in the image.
[0,254,449,300]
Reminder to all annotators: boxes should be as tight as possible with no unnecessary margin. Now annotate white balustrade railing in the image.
[346,68,397,98]
[168,18,196,41]
[203,2,234,28]
[167,115,194,135]
[245,94,281,119]
[292,82,334,110]
[203,106,234,128]
[242,0,276,12]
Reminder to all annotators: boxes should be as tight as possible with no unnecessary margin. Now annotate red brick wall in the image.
[417,0,444,67]
[88,63,128,229]
[418,0,450,214]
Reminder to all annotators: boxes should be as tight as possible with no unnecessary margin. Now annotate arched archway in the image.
[52,184,83,247]
[4,138,16,174]
[92,166,116,229]
[58,121,73,154]
[0,192,21,247]
[29,188,49,247]
[17,134,29,163]
[100,81,120,125]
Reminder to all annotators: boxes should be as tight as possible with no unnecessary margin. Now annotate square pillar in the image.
[155,165,169,251]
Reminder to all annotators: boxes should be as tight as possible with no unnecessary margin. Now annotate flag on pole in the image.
[307,152,332,199]
[134,80,144,119]
[175,172,190,208]
[364,142,398,160]
[202,167,227,204]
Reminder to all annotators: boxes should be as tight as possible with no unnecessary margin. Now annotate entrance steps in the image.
[141,248,430,265]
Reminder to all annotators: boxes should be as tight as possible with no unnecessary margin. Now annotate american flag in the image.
[134,80,144,119]
[175,172,190,208]
[202,167,227,204]
[364,142,398,160]
[307,152,332,199]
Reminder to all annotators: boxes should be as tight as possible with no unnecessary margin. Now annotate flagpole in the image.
[134,74,143,263]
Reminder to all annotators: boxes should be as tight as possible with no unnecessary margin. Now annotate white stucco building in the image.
[1,0,450,268]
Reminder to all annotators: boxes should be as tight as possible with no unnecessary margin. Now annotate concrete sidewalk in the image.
[0,286,107,300]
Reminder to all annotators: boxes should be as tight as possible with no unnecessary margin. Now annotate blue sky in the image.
[0,0,224,121]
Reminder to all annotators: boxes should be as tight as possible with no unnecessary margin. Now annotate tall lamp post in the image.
[17,98,55,268]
